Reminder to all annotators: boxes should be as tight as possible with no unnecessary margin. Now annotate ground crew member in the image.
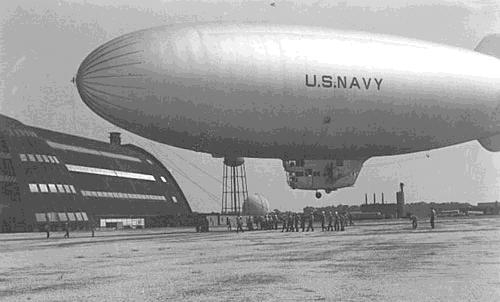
[226,217,232,231]
[410,215,418,229]
[430,208,436,229]
[300,214,306,232]
[306,212,314,231]
[347,211,354,226]
[247,216,253,231]
[327,211,333,231]
[63,223,70,238]
[281,215,288,232]
[294,213,299,232]
[236,216,244,233]
[273,214,278,230]
[340,214,345,231]
[334,211,340,231]
[321,211,326,231]
[44,224,50,239]
[288,214,294,232]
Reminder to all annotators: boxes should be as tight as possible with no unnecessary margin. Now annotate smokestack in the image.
[373,193,376,204]
[382,193,384,204]
[365,193,368,205]
[109,132,121,145]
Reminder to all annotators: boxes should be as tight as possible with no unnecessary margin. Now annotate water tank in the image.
[242,194,270,216]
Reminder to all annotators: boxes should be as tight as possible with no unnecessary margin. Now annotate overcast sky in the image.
[1,0,500,212]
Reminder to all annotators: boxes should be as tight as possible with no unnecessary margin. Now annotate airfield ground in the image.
[0,217,499,301]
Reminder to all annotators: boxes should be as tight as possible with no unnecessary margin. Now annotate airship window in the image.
[160,176,167,183]
[19,154,27,162]
[27,154,36,162]
[313,171,321,177]
[35,154,44,162]
[42,155,51,163]
[69,185,76,194]
[336,159,344,166]
[296,159,305,167]
[172,196,178,203]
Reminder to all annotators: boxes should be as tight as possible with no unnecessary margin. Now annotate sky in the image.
[1,0,500,212]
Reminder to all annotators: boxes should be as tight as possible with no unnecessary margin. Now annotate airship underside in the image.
[76,23,500,193]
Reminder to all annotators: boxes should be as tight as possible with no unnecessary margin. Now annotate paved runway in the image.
[1,217,499,301]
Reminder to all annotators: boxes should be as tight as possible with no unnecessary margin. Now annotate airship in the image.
[76,23,500,197]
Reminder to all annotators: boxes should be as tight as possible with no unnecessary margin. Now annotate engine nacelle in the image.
[283,159,366,192]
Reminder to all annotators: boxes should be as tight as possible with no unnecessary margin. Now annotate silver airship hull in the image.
[76,23,500,159]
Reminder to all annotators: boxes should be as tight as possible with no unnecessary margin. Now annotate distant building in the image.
[360,183,405,218]
[476,201,500,215]
[360,203,399,218]
[0,114,191,232]
[405,202,471,218]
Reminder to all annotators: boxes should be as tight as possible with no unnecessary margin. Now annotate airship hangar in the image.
[0,113,191,233]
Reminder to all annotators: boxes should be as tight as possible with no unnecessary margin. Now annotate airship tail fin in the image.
[475,34,500,59]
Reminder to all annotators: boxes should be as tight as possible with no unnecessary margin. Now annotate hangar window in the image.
[48,184,57,193]
[29,183,38,192]
[19,154,27,162]
[81,212,89,221]
[38,184,49,193]
[172,196,178,203]
[27,154,36,162]
[35,213,47,222]
[295,171,304,177]
[46,141,141,162]
[56,184,65,193]
[57,213,68,222]
[75,212,84,220]
[67,213,76,221]
[66,164,155,181]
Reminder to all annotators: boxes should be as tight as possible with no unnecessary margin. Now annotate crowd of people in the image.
[229,211,354,233]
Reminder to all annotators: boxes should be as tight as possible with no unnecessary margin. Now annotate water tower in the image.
[221,157,248,215]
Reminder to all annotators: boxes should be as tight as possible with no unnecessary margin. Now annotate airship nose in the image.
[76,31,147,120]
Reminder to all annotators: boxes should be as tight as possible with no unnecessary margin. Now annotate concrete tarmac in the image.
[1,217,499,301]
